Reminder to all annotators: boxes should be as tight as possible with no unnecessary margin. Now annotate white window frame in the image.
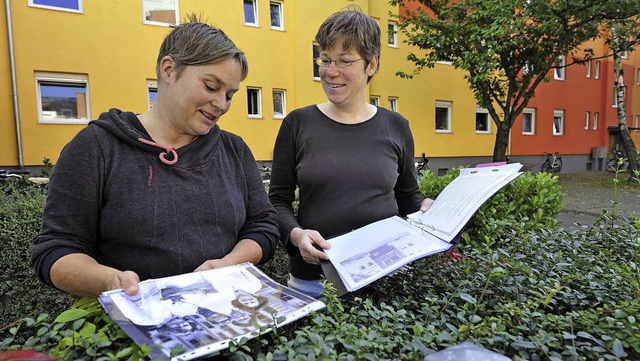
[475,106,491,134]
[388,97,398,112]
[29,0,82,13]
[269,1,284,31]
[435,101,452,133]
[272,89,286,119]
[247,87,262,118]
[621,51,628,59]
[244,0,259,27]
[35,72,90,124]
[387,21,398,47]
[553,110,564,136]
[595,61,600,79]
[147,80,158,110]
[635,115,639,128]
[142,0,179,27]
[554,56,565,80]
[586,60,591,78]
[370,96,380,106]
[312,44,320,81]
[593,112,599,130]
[522,108,535,135]
[584,111,590,130]
[637,68,640,85]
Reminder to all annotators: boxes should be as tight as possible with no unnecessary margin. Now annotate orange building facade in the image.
[399,1,640,172]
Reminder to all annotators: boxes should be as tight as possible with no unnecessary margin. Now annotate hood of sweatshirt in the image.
[89,108,220,167]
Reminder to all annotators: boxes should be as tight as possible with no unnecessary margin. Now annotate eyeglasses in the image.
[315,57,364,68]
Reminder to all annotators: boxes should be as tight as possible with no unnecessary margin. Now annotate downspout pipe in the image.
[5,0,24,168]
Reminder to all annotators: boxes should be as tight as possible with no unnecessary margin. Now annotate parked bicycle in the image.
[415,152,429,178]
[541,152,563,173]
[257,162,271,184]
[0,169,30,182]
[606,149,630,173]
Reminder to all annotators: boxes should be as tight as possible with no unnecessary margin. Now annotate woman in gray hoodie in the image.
[31,16,279,298]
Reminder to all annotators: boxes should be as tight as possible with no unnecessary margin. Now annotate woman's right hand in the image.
[51,253,141,297]
[289,228,331,265]
[112,270,141,296]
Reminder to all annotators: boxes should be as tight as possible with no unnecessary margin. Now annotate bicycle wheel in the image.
[552,158,563,173]
[606,159,617,173]
[541,160,551,173]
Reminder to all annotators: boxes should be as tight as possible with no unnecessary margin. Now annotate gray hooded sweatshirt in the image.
[31,109,278,286]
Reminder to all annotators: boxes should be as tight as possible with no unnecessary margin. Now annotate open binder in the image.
[321,163,523,295]
[98,263,325,360]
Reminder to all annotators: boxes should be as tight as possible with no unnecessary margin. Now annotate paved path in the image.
[556,172,640,228]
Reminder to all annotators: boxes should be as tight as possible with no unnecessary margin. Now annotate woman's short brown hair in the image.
[315,6,381,82]
[156,14,248,80]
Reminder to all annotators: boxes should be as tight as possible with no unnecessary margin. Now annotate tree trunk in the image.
[492,120,510,162]
[613,49,639,180]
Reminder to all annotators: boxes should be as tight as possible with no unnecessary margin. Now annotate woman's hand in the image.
[420,198,435,212]
[51,253,141,297]
[112,271,141,296]
[290,228,330,265]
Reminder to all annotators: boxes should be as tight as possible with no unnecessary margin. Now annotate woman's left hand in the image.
[420,198,434,212]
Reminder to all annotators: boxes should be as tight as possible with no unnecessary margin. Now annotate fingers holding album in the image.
[290,228,330,265]
[116,270,141,296]
[420,198,435,212]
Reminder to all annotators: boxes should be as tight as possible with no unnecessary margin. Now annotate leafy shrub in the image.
[418,169,564,248]
[4,167,637,361]
[3,221,639,360]
[0,182,75,333]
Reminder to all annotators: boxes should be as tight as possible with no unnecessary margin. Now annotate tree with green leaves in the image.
[391,0,640,162]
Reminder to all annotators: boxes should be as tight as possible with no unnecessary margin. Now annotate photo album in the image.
[321,162,523,295]
[98,263,326,360]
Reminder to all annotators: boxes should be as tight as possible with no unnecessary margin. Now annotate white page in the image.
[324,216,451,292]
[408,163,523,241]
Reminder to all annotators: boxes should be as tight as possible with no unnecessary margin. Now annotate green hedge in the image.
[4,168,640,360]
[419,169,563,248]
[0,181,76,334]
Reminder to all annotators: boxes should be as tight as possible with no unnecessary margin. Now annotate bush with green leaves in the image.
[2,220,639,360]
[0,181,76,333]
[5,167,639,361]
[419,169,564,248]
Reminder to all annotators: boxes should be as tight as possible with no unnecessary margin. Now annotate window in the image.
[637,69,640,85]
[522,108,535,135]
[475,107,490,133]
[29,0,82,13]
[247,87,262,118]
[269,1,283,30]
[435,101,452,132]
[36,72,90,123]
[143,0,178,26]
[244,0,258,26]
[312,45,320,79]
[586,60,591,78]
[593,112,599,130]
[621,51,628,59]
[388,97,398,112]
[584,111,590,130]
[272,89,286,118]
[147,80,157,110]
[387,21,397,47]
[553,110,564,135]
[635,115,639,128]
[554,56,565,80]
[595,61,600,79]
[369,96,380,106]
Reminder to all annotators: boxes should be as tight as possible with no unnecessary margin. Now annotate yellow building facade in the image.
[1,0,487,168]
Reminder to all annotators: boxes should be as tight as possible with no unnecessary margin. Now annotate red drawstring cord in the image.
[137,137,178,165]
